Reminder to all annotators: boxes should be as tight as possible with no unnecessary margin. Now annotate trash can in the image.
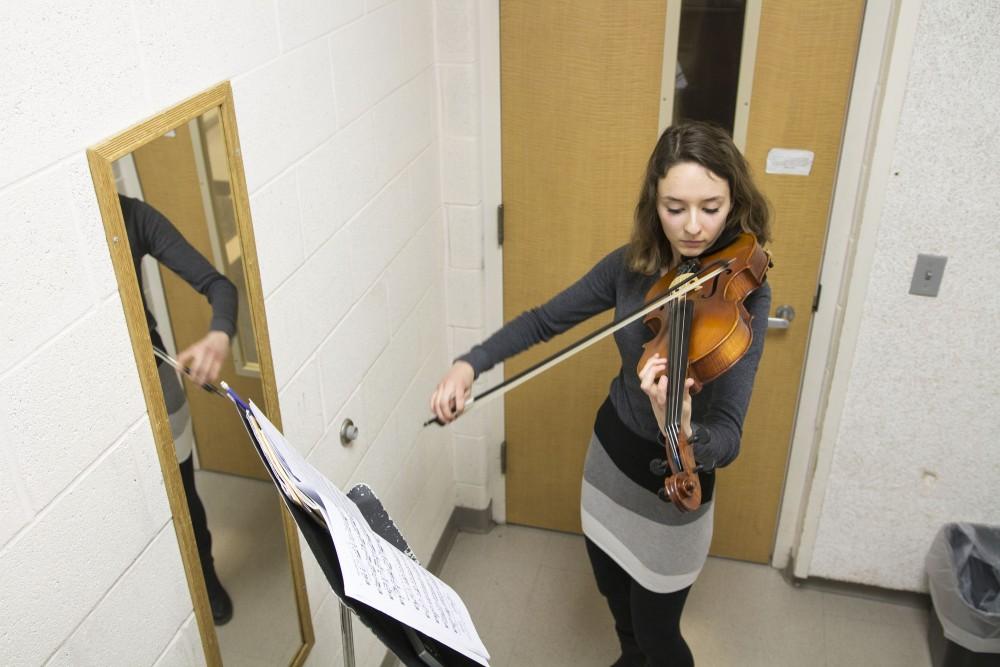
[926,523,1000,667]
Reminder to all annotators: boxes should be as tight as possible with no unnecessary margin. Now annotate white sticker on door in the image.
[765,148,814,176]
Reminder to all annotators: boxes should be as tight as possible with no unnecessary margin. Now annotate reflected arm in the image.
[121,194,238,338]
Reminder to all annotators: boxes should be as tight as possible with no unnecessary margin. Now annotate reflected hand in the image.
[638,353,693,439]
[429,361,475,424]
[177,330,230,385]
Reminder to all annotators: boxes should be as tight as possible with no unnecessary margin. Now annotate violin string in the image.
[660,298,672,463]
[671,295,681,430]
[665,295,683,471]
[668,295,678,427]
[666,290,693,474]
[681,295,694,472]
[675,294,686,470]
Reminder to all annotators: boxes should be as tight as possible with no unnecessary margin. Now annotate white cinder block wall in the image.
[0,0,471,665]
[437,0,496,513]
[805,0,1000,591]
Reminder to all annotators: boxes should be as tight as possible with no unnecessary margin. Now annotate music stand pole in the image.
[340,601,356,667]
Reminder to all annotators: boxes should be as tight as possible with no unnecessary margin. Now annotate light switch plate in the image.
[909,254,947,297]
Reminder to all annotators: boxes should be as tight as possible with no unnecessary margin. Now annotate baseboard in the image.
[379,503,494,667]
[795,575,930,609]
[453,502,495,534]
[783,553,930,609]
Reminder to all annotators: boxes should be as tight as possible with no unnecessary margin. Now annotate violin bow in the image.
[424,258,732,427]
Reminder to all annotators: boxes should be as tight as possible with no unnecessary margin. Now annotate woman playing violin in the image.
[430,121,771,666]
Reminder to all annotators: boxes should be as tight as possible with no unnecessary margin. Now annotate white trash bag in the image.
[926,523,1000,654]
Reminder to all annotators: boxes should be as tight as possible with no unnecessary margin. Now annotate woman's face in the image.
[656,161,731,262]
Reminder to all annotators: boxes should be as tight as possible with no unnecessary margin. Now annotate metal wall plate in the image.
[910,254,947,297]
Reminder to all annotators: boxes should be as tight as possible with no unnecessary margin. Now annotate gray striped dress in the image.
[459,244,771,593]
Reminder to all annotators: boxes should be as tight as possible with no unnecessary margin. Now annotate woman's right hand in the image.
[430,361,475,424]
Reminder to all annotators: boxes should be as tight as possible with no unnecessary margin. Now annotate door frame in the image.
[474,0,919,571]
[790,0,923,576]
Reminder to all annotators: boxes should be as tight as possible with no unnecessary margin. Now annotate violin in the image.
[639,232,770,512]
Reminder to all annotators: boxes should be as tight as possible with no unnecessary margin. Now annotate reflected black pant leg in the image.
[178,455,220,589]
[586,537,694,667]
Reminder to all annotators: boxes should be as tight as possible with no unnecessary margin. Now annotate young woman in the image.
[430,121,772,666]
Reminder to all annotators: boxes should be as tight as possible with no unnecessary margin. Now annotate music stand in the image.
[288,485,480,666]
[229,397,481,667]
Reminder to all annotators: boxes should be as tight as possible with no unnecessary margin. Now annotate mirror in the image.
[87,83,313,666]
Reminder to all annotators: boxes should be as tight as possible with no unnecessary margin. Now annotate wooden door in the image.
[132,124,269,480]
[500,0,667,531]
[710,0,865,561]
[500,0,864,562]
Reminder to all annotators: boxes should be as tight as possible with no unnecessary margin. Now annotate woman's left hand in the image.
[177,330,230,385]
[639,354,694,439]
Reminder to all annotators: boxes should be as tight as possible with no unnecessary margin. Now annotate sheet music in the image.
[246,401,490,666]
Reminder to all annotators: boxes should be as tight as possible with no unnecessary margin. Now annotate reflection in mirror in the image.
[88,85,312,666]
[673,0,747,134]
[195,108,259,375]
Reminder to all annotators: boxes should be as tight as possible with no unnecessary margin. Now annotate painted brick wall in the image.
[0,0,461,664]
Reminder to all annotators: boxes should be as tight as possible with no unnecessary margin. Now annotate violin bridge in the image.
[669,271,696,290]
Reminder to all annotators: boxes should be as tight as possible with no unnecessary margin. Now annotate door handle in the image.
[767,305,796,330]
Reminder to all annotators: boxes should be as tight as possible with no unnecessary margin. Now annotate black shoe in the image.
[209,584,233,626]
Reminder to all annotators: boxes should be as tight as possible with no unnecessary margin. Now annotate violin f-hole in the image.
[699,272,723,299]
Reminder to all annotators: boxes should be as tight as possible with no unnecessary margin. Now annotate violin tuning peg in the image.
[649,458,668,476]
[657,487,671,502]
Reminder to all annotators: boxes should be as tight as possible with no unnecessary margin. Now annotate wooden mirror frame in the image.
[86,82,314,666]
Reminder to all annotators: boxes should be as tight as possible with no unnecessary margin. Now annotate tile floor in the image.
[437,524,934,667]
[198,471,302,667]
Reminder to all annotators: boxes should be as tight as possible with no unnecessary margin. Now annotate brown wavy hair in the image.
[626,121,771,274]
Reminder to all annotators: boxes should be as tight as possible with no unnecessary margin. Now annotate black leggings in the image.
[178,455,222,593]
[586,538,694,667]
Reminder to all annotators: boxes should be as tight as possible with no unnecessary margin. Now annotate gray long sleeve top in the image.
[119,194,238,341]
[458,245,771,469]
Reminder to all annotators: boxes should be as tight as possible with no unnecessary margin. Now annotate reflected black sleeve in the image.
[132,198,238,338]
